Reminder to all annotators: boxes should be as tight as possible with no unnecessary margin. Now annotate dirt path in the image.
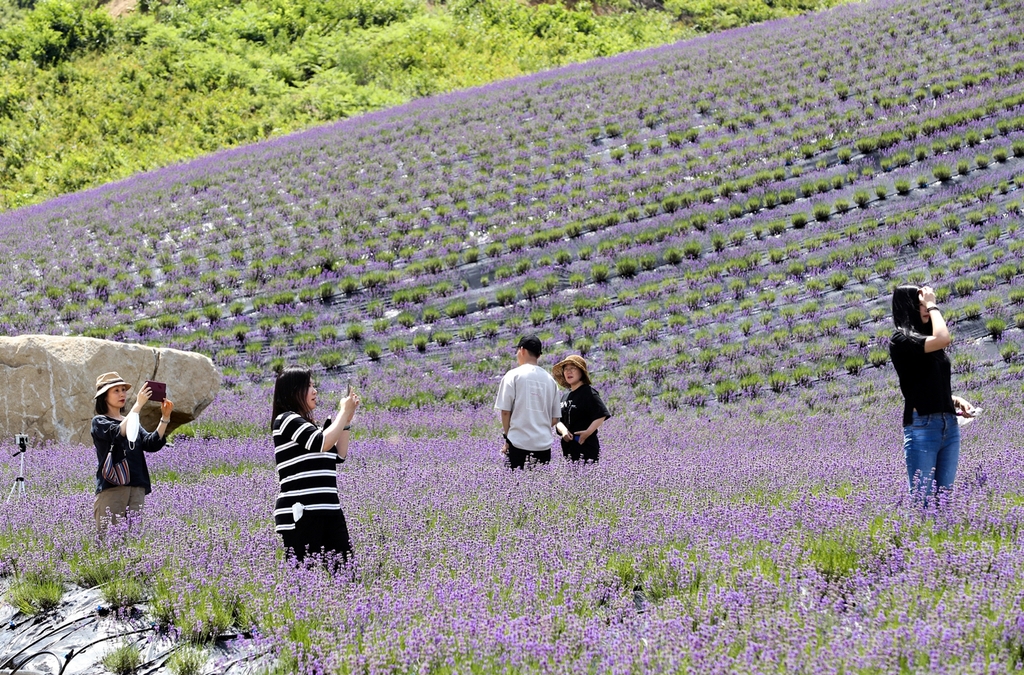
[104,0,138,18]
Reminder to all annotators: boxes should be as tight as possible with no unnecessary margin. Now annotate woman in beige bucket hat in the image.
[552,355,611,464]
[91,372,174,534]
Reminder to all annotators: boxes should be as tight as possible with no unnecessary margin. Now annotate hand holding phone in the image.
[144,381,167,403]
[338,382,360,421]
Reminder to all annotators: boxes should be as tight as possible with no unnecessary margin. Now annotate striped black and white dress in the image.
[272,412,349,557]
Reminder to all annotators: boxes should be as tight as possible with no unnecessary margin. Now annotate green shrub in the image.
[768,372,788,393]
[953,279,976,298]
[615,258,638,278]
[102,577,148,609]
[844,309,867,329]
[714,379,739,403]
[962,303,983,320]
[102,641,142,675]
[167,645,207,675]
[827,272,848,291]
[6,572,63,614]
[318,350,344,369]
[444,300,468,318]
[844,356,865,375]
[663,247,683,264]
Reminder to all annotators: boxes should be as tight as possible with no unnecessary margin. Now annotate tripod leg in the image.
[7,453,26,501]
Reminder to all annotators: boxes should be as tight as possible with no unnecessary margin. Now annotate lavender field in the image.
[2,0,1024,671]
[0,0,1020,413]
[3,383,1024,673]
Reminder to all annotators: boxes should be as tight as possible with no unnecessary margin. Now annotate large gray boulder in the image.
[0,335,220,446]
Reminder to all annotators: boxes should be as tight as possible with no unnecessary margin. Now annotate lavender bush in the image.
[3,386,1024,672]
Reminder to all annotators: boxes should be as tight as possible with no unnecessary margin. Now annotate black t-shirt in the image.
[559,385,611,451]
[889,330,955,426]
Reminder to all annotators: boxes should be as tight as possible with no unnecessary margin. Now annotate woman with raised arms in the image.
[889,285,976,500]
[92,372,174,534]
[272,367,360,564]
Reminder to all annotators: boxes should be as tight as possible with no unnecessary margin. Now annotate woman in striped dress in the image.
[271,367,360,563]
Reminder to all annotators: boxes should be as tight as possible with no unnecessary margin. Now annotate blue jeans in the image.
[904,411,960,496]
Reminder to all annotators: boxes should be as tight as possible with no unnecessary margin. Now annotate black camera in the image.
[14,435,28,454]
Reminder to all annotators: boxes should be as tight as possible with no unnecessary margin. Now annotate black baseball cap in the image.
[516,334,543,356]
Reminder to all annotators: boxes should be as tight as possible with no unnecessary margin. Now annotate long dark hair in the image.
[94,393,123,416]
[272,366,314,427]
[892,285,931,338]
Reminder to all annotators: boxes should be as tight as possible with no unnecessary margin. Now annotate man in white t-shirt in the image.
[494,334,562,469]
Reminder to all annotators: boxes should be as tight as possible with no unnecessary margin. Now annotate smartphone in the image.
[145,381,167,402]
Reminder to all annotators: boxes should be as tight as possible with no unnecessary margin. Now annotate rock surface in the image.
[0,335,220,446]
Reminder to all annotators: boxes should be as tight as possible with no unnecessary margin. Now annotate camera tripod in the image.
[7,435,28,502]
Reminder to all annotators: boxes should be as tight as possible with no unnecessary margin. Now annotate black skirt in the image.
[281,508,351,562]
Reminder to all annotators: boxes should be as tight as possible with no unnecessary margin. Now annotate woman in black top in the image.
[552,355,611,463]
[889,285,975,497]
[272,367,359,563]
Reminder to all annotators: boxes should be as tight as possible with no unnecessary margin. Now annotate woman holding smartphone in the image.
[272,367,360,564]
[889,285,976,499]
[92,372,174,534]
[552,355,611,464]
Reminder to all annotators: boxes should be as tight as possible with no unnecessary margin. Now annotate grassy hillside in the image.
[0,0,850,211]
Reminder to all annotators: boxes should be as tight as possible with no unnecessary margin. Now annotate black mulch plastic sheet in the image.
[0,583,269,675]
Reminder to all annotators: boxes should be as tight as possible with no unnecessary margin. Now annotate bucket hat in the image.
[95,372,131,399]
[552,355,591,388]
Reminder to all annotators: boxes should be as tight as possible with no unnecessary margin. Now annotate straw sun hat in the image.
[552,355,591,388]
[94,372,131,399]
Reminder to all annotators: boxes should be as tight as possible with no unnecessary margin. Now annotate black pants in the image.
[281,508,351,563]
[506,442,551,470]
[561,440,600,464]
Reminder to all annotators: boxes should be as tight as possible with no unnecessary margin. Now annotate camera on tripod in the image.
[8,435,29,502]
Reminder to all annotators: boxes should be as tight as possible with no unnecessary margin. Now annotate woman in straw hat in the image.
[552,355,611,464]
[92,372,174,534]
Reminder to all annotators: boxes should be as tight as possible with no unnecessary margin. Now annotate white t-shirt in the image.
[494,364,561,452]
